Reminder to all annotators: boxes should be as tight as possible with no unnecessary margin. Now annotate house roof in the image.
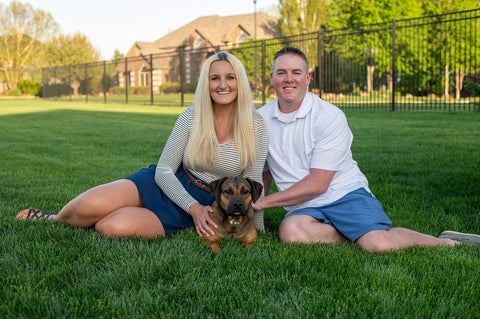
[127,12,280,57]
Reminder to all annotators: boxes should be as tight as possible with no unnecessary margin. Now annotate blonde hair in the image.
[185,52,256,170]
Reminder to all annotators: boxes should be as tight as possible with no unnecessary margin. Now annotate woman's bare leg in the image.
[24,179,166,238]
[55,179,144,227]
[94,206,166,238]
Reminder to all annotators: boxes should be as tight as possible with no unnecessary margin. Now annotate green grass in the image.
[1,99,479,318]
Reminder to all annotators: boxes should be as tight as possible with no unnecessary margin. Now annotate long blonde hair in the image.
[185,52,256,170]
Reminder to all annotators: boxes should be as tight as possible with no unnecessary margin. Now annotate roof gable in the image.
[131,12,279,56]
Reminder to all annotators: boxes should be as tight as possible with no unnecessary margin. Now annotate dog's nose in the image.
[228,198,245,216]
[232,202,243,211]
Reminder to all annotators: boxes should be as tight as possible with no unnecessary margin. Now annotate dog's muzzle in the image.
[226,197,247,216]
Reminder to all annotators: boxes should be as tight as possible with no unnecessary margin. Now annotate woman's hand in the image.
[188,203,218,237]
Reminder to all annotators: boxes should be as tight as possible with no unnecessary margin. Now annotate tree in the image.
[261,4,280,19]
[230,39,288,99]
[40,32,101,96]
[421,0,480,98]
[463,78,480,111]
[327,0,423,29]
[113,49,124,61]
[326,0,480,98]
[0,1,58,89]
[277,0,330,36]
[41,32,100,66]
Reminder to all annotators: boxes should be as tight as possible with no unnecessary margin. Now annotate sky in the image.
[21,0,279,60]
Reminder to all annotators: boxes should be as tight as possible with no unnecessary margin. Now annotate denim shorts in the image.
[281,188,392,242]
[123,164,213,236]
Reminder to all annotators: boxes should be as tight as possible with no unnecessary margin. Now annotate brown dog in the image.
[204,176,263,253]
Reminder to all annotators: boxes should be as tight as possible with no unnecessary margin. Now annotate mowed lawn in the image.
[1,99,479,318]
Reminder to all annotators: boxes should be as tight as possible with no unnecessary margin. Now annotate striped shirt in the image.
[154,106,268,231]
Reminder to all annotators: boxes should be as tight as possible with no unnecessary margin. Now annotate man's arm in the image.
[252,168,335,210]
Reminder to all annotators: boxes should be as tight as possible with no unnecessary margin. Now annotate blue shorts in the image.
[123,164,213,236]
[281,188,392,242]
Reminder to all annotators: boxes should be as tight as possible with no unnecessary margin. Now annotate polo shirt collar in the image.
[271,92,312,120]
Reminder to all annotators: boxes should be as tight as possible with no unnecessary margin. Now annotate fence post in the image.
[261,40,266,106]
[42,68,45,99]
[54,66,57,101]
[125,57,128,104]
[150,54,154,105]
[318,30,323,98]
[69,64,72,102]
[180,46,185,107]
[254,40,258,102]
[85,63,88,103]
[103,61,107,104]
[391,19,396,112]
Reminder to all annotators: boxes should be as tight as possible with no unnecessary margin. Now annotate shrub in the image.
[351,87,361,96]
[184,82,197,94]
[17,79,42,96]
[109,86,135,95]
[42,83,72,97]
[159,82,180,94]
[7,88,22,96]
[463,78,480,112]
[135,86,151,95]
[461,74,480,97]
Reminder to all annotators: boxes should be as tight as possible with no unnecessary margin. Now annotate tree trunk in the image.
[71,79,80,96]
[455,68,463,99]
[367,64,375,93]
[444,64,449,98]
[388,68,393,96]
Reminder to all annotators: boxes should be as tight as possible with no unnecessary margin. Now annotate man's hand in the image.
[251,198,264,211]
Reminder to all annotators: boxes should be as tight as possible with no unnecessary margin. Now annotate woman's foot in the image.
[16,208,58,220]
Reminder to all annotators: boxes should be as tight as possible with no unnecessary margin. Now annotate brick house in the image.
[115,12,280,94]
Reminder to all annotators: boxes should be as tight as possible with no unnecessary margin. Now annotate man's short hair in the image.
[272,47,309,71]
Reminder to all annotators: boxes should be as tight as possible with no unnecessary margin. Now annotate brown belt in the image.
[182,164,211,193]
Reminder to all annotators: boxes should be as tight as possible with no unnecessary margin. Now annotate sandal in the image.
[16,208,58,220]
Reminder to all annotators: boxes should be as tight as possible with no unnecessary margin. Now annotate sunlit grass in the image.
[1,99,479,318]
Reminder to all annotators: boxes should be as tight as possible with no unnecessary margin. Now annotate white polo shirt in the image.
[257,92,370,212]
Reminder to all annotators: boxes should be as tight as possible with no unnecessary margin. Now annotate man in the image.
[253,47,479,252]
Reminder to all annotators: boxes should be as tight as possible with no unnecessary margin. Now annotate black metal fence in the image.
[39,9,480,111]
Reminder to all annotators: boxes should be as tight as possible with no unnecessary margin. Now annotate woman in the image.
[16,52,268,239]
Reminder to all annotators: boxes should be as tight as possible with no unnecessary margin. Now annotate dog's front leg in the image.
[209,241,221,253]
[240,230,258,248]
[203,235,222,253]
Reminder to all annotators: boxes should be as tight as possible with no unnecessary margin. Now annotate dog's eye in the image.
[223,189,233,195]
[241,189,250,195]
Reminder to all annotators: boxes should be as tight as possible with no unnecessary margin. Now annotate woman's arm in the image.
[154,107,217,237]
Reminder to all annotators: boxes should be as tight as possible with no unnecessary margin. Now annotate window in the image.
[237,34,248,44]
[194,38,203,51]
[140,67,148,87]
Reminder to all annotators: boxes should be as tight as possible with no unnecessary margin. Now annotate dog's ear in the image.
[209,177,228,200]
[246,178,263,202]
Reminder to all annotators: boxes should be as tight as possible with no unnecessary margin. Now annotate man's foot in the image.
[16,208,58,220]
[438,231,480,246]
